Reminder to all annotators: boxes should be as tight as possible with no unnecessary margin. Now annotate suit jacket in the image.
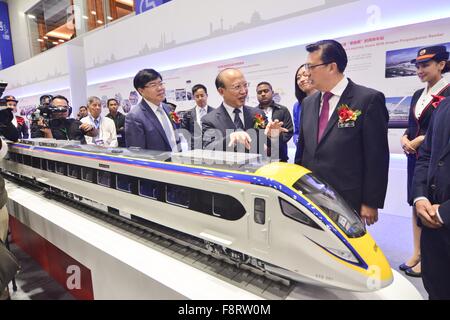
[81,116,118,147]
[295,79,389,212]
[405,85,450,203]
[202,104,266,153]
[181,105,214,150]
[412,97,450,229]
[258,102,293,162]
[125,100,178,151]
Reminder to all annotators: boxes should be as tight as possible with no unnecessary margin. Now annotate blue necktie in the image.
[156,106,177,151]
[233,108,244,130]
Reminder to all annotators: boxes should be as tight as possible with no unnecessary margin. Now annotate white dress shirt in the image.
[81,115,118,147]
[319,76,349,120]
[144,98,178,152]
[196,105,208,126]
[223,102,245,125]
[415,77,449,118]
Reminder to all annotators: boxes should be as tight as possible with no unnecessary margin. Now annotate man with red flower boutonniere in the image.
[202,68,288,157]
[294,39,389,226]
[125,69,182,152]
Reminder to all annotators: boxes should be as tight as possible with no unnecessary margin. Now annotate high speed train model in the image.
[1,139,393,292]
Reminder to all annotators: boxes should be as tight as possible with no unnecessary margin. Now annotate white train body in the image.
[1,139,393,292]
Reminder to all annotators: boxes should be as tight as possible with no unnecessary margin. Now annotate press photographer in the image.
[0,82,20,300]
[30,95,92,143]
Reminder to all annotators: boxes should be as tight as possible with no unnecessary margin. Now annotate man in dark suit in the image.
[294,40,389,225]
[181,84,214,150]
[412,97,450,300]
[256,82,293,162]
[125,69,181,152]
[202,68,287,154]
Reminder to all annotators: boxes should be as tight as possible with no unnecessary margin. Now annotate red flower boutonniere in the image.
[16,116,25,126]
[169,111,181,125]
[431,95,445,109]
[337,104,362,128]
[253,113,266,129]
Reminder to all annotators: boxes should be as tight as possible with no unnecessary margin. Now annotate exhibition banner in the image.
[134,0,170,15]
[0,2,14,70]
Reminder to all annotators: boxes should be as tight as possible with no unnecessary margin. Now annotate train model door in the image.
[249,194,270,252]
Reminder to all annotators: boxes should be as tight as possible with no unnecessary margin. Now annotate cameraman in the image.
[0,96,20,300]
[30,95,89,143]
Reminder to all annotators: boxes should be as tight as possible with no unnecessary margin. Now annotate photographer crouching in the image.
[30,95,96,143]
[0,82,20,300]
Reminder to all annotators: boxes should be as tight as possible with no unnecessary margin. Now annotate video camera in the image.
[29,94,69,127]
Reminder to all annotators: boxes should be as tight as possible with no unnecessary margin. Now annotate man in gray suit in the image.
[125,69,181,152]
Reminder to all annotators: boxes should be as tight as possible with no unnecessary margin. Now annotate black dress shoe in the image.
[405,267,422,278]
[399,262,416,271]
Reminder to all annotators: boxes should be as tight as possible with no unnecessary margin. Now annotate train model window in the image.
[31,157,41,169]
[117,174,135,193]
[166,184,190,208]
[279,198,321,230]
[68,164,81,179]
[8,152,17,162]
[23,155,32,166]
[47,160,56,172]
[41,159,48,171]
[138,179,159,199]
[55,162,68,175]
[16,153,23,164]
[81,167,95,183]
[97,170,112,187]
[254,198,266,225]
[189,190,213,215]
[213,194,246,220]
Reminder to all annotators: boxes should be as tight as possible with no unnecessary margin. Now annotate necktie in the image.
[156,106,177,151]
[198,108,206,125]
[94,119,99,129]
[318,92,333,142]
[233,108,244,130]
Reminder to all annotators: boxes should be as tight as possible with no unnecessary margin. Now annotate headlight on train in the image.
[325,247,359,264]
[293,174,366,238]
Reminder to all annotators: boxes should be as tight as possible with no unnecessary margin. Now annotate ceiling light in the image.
[52,41,58,45]
[27,14,36,19]
[37,39,44,42]
[82,15,88,19]
[107,16,113,21]
[43,36,48,39]
[59,39,65,43]
[97,20,103,24]
[91,11,96,15]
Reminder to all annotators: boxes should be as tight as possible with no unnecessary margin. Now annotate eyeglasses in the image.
[227,82,250,92]
[304,62,333,72]
[144,81,165,89]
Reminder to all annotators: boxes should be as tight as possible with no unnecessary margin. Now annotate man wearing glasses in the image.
[294,40,389,226]
[125,68,181,152]
[202,68,287,154]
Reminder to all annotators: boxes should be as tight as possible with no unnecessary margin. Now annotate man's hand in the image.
[79,123,98,137]
[401,135,416,155]
[228,131,252,150]
[360,204,378,226]
[264,120,289,138]
[415,199,442,228]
